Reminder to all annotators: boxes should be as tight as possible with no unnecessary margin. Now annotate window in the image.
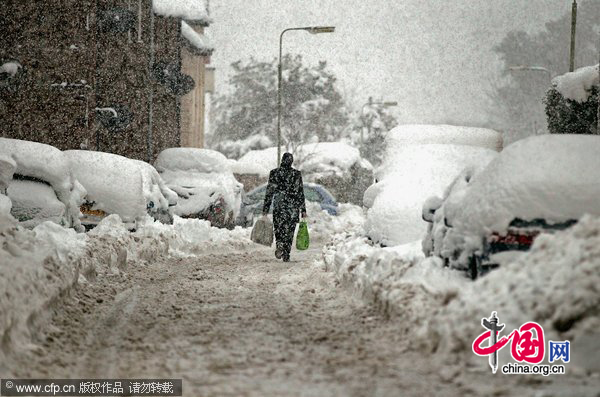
[303,187,322,202]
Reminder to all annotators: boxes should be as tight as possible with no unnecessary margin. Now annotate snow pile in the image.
[233,142,370,178]
[446,135,600,264]
[419,215,600,373]
[152,0,212,24]
[294,142,371,178]
[553,64,599,103]
[214,134,274,161]
[233,147,278,177]
[181,21,214,54]
[0,139,85,231]
[65,150,152,223]
[305,201,365,242]
[0,213,253,369]
[322,233,466,324]
[364,144,497,246]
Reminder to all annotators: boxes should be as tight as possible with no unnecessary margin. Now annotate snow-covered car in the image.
[364,141,499,247]
[154,148,243,229]
[0,138,86,231]
[236,182,338,227]
[232,142,373,205]
[432,135,600,279]
[64,150,174,230]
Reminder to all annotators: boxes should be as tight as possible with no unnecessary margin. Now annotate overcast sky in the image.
[209,1,573,126]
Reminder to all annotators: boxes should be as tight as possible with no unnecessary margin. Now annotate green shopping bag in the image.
[296,221,310,250]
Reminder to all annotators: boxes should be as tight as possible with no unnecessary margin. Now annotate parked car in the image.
[0,138,85,230]
[237,182,338,227]
[64,150,174,230]
[154,148,243,229]
[363,142,498,247]
[423,135,600,279]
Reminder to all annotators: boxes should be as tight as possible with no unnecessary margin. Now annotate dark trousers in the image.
[273,206,297,259]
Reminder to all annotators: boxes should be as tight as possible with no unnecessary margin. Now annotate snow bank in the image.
[0,214,253,372]
[553,64,599,103]
[419,215,600,374]
[447,135,600,240]
[0,139,84,231]
[305,201,365,243]
[322,214,600,374]
[152,0,212,24]
[364,144,497,246]
[181,21,214,54]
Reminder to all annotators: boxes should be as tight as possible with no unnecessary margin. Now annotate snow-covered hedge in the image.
[545,64,599,135]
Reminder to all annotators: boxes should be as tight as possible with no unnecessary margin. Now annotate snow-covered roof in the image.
[447,134,600,236]
[232,142,370,178]
[155,148,231,174]
[153,0,212,25]
[364,144,498,246]
[181,21,214,55]
[552,64,599,103]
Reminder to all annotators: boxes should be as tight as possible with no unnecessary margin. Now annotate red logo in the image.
[472,312,545,373]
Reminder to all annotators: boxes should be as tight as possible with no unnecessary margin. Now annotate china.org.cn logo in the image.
[472,312,570,376]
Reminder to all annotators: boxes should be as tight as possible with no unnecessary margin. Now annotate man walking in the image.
[262,152,307,262]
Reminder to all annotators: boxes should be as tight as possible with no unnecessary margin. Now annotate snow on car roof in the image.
[65,150,149,222]
[0,138,72,196]
[0,138,85,231]
[155,148,231,174]
[364,144,498,246]
[552,64,599,103]
[386,124,503,152]
[447,134,600,235]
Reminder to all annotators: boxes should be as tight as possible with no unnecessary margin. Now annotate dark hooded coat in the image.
[262,153,307,258]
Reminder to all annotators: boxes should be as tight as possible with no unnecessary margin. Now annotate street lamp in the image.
[277,26,335,166]
[507,65,553,82]
[360,97,398,144]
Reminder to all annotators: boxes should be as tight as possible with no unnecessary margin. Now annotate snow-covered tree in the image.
[489,0,600,143]
[210,55,350,159]
[353,102,397,166]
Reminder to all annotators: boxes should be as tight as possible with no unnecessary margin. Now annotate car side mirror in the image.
[422,195,443,223]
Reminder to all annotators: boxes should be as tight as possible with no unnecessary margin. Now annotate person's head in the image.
[280,152,293,168]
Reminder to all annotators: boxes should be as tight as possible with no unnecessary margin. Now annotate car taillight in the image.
[489,231,539,246]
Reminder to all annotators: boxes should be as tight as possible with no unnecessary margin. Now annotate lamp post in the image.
[361,97,398,144]
[277,26,335,166]
[570,0,577,72]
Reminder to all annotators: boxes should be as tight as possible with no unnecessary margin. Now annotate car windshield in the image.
[304,187,322,202]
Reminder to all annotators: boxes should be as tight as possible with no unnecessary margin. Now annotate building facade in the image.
[0,0,213,162]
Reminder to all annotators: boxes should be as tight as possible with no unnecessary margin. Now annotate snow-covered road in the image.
[8,243,596,396]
